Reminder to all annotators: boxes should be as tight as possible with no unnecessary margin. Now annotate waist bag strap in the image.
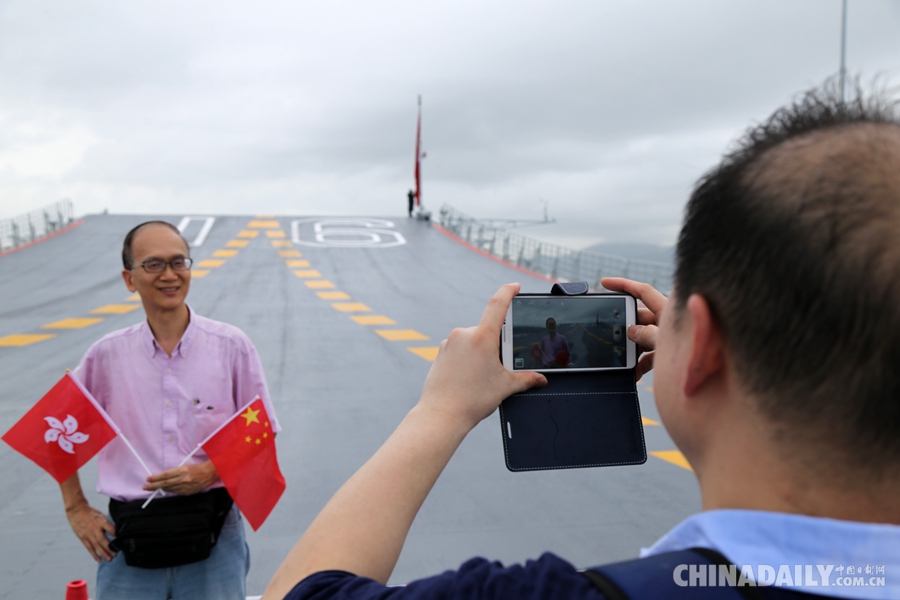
[581,548,765,600]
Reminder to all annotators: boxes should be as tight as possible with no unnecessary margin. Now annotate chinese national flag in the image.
[2,373,119,483]
[201,397,285,531]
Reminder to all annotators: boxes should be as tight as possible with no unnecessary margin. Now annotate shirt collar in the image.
[641,509,900,599]
[142,305,196,358]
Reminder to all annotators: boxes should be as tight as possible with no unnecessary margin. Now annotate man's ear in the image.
[682,294,725,397]
[122,269,137,293]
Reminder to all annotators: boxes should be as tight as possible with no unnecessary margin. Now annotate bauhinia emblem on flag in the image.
[201,396,285,531]
[3,373,119,483]
[44,415,90,454]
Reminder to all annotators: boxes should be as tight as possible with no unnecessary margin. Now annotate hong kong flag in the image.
[201,397,285,531]
[2,373,119,483]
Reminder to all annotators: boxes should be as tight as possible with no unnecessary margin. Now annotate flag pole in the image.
[141,445,203,509]
[67,372,154,483]
[118,432,153,477]
[415,95,422,209]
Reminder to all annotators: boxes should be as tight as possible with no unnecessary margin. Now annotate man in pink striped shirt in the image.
[60,221,281,600]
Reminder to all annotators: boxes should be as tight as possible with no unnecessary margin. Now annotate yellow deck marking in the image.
[271,240,292,248]
[374,329,430,341]
[197,259,225,268]
[331,303,371,313]
[226,239,250,248]
[125,293,141,301]
[293,270,323,278]
[317,291,350,300]
[0,333,56,346]
[642,416,660,426]
[42,318,104,329]
[255,214,275,218]
[213,249,238,258]
[407,347,440,361]
[279,250,301,257]
[265,230,286,238]
[192,269,211,278]
[237,230,259,238]
[285,259,310,268]
[650,450,693,471]
[304,280,335,289]
[91,304,141,315]
[248,220,280,229]
[351,315,396,325]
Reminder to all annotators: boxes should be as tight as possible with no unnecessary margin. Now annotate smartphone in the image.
[501,293,637,372]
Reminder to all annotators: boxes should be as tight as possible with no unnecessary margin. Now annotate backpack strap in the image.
[581,548,766,600]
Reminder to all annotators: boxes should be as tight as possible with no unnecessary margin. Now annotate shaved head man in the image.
[263,82,900,599]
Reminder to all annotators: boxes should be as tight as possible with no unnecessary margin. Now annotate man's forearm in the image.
[263,284,546,600]
[263,403,471,598]
[60,472,88,511]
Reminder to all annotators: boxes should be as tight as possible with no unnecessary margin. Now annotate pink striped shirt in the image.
[72,306,281,501]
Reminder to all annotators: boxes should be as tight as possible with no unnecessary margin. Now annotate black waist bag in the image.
[109,488,234,569]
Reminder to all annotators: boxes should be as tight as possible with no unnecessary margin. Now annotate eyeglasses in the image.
[134,257,193,273]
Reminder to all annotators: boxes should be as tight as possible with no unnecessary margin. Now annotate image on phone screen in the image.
[511,296,629,370]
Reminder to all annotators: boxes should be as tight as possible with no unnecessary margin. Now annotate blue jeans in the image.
[97,505,249,600]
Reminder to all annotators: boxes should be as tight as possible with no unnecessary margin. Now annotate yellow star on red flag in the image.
[241,406,261,426]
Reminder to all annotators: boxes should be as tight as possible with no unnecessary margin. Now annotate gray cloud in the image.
[1,0,898,245]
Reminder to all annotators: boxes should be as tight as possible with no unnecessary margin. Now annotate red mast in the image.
[414,95,422,207]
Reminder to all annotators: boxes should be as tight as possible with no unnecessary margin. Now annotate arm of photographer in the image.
[262,280,666,600]
[262,283,547,599]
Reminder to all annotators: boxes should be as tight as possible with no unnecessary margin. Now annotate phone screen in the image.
[510,296,630,370]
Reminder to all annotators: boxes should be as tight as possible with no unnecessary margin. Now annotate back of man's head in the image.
[674,79,900,480]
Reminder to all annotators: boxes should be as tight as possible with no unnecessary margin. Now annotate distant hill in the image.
[582,242,674,265]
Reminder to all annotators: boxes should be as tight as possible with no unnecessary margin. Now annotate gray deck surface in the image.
[0,214,699,598]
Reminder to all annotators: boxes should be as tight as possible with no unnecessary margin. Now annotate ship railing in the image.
[0,199,76,253]
[437,204,673,295]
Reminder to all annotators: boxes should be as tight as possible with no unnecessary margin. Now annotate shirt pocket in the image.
[189,394,233,442]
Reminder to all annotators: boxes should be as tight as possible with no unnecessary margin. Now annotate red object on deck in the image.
[65,580,88,600]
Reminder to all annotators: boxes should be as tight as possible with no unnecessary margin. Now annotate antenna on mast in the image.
[839,0,848,103]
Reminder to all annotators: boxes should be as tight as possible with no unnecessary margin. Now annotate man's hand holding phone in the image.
[501,290,637,372]
[262,283,547,597]
[600,277,667,382]
[421,283,547,429]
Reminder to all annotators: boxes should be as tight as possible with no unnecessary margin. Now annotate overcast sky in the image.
[1,1,898,248]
